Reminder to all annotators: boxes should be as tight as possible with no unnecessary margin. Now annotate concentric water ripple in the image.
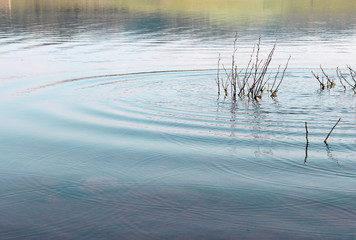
[12,70,356,184]
[1,69,356,239]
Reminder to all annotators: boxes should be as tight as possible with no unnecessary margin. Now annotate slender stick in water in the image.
[304,121,309,163]
[216,53,221,95]
[305,122,309,144]
[324,118,341,144]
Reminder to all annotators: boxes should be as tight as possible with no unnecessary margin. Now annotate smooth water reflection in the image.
[0,0,356,239]
[1,0,356,80]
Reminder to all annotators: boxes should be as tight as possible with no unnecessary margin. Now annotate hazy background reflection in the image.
[1,0,356,82]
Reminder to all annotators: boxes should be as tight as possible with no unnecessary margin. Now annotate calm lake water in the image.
[1,0,356,239]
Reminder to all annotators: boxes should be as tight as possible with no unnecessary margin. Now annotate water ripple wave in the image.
[1,69,356,238]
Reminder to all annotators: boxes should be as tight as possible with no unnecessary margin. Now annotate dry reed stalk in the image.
[348,65,356,77]
[247,38,262,99]
[230,33,238,100]
[320,65,335,88]
[238,45,255,97]
[305,121,309,144]
[348,65,356,74]
[324,118,341,144]
[221,76,229,97]
[236,68,243,92]
[222,64,231,83]
[311,71,325,90]
[254,37,261,82]
[216,53,221,95]
[271,55,291,97]
[304,121,309,163]
[249,40,277,100]
[347,65,356,86]
[336,68,355,89]
[270,64,281,92]
[261,71,272,93]
[336,67,346,90]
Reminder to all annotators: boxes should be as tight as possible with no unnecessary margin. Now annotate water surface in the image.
[0,0,356,239]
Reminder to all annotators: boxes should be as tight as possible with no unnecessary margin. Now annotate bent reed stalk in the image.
[216,35,291,100]
[324,118,341,144]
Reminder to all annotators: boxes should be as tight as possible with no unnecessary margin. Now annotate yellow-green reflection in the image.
[2,0,356,20]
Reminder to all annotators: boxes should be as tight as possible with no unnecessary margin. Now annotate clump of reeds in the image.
[215,35,291,101]
[311,65,335,90]
[336,66,356,93]
[312,65,356,93]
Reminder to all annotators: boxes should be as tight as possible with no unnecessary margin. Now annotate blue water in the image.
[0,1,356,239]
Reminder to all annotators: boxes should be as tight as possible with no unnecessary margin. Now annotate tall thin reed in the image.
[271,55,291,97]
[215,53,221,95]
[324,118,341,144]
[347,65,356,86]
[336,67,346,90]
[304,121,309,163]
